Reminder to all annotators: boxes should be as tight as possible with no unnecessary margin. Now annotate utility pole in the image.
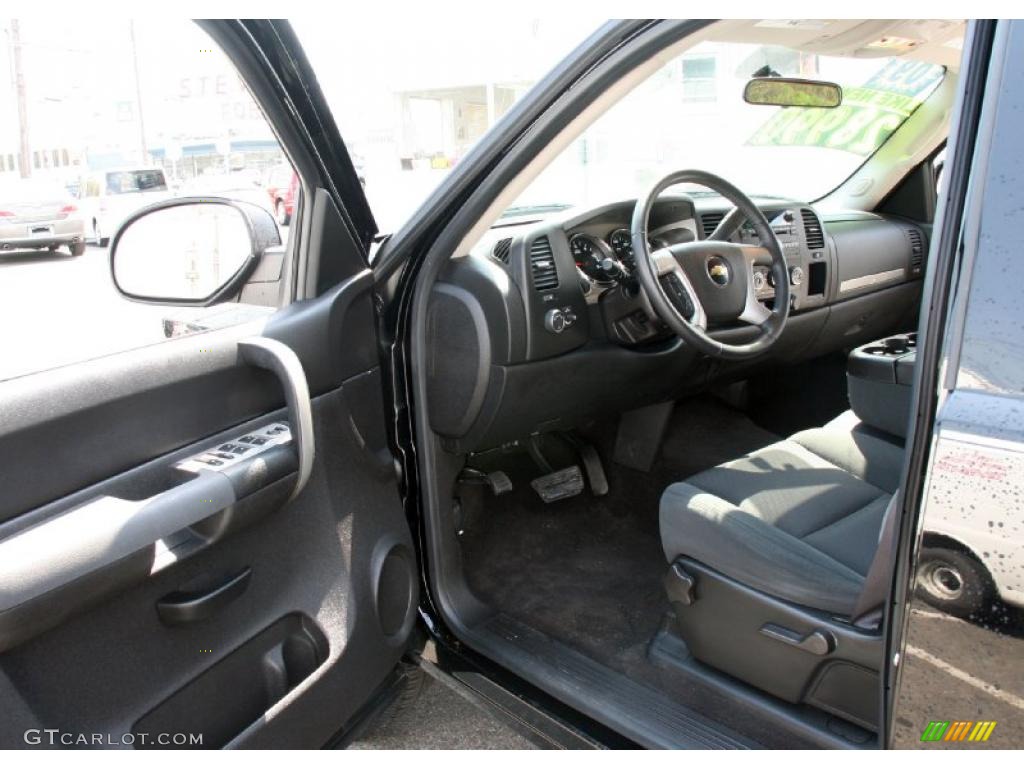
[11,19,31,178]
[129,20,147,162]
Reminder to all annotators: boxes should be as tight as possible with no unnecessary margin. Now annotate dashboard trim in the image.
[840,268,907,294]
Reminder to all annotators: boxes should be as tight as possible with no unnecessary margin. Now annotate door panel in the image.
[0,16,413,748]
[0,222,415,749]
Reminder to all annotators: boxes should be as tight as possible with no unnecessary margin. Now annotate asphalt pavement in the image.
[0,224,289,382]
[0,242,171,381]
[0,166,444,384]
[350,675,536,750]
[892,604,1024,749]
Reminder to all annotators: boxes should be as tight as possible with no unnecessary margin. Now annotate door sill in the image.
[460,612,757,749]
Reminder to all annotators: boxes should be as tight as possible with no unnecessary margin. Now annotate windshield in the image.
[292,16,602,234]
[295,24,947,232]
[514,42,946,213]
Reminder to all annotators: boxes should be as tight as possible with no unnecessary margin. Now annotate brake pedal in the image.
[531,465,585,503]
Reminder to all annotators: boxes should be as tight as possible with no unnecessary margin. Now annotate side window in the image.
[0,20,296,382]
[681,55,718,103]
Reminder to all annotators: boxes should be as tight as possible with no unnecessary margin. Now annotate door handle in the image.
[157,567,252,626]
[238,337,314,501]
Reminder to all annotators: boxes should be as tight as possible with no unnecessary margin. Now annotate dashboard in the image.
[426,193,928,453]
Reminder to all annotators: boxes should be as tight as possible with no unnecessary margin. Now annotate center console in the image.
[735,208,830,313]
[847,332,917,439]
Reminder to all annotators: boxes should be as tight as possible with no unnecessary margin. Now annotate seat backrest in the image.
[852,494,900,628]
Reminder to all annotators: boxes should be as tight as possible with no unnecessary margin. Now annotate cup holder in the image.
[863,334,916,357]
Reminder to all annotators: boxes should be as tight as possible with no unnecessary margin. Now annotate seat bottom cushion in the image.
[659,413,902,616]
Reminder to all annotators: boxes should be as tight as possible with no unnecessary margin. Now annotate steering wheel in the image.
[630,169,790,360]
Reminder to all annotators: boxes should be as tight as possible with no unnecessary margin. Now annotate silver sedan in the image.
[0,178,86,256]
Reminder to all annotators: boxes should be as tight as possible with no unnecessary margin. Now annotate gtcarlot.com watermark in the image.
[24,729,203,747]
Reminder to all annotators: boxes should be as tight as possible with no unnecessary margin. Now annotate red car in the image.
[265,164,299,226]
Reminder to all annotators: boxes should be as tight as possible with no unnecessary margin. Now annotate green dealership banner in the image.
[746,60,944,156]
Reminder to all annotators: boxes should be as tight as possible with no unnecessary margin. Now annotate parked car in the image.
[264,163,299,225]
[266,156,362,226]
[77,167,171,246]
[0,177,86,256]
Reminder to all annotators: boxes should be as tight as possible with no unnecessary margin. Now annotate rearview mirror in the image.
[743,78,843,108]
[110,198,281,305]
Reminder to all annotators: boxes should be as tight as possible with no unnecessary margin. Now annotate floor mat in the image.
[458,396,809,746]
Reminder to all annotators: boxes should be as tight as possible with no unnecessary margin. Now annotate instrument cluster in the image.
[567,224,696,296]
[568,228,635,286]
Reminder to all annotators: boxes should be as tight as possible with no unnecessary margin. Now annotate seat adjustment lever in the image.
[759,623,835,656]
[664,561,697,606]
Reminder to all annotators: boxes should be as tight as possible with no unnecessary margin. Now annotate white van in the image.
[77,167,171,246]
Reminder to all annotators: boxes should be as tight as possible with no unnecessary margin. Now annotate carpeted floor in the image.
[457,395,819,747]
[460,395,780,663]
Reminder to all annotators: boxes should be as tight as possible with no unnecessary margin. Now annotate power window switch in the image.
[199,456,224,466]
[250,436,268,446]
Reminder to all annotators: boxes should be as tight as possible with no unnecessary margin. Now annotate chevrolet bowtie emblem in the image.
[707,256,731,285]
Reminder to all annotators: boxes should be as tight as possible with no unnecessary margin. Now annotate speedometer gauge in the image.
[569,234,611,283]
[609,229,634,268]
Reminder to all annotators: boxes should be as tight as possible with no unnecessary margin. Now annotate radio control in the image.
[752,270,767,291]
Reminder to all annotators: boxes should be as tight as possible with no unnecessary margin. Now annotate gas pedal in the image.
[559,433,609,497]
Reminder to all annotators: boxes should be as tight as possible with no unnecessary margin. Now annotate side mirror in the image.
[743,77,843,108]
[110,197,281,305]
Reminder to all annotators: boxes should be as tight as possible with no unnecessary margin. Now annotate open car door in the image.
[0,20,417,749]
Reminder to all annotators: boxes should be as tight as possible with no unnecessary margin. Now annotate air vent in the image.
[529,236,559,291]
[492,237,512,264]
[801,208,825,251]
[907,228,925,271]
[700,212,724,238]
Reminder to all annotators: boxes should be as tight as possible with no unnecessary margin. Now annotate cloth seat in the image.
[659,411,905,617]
